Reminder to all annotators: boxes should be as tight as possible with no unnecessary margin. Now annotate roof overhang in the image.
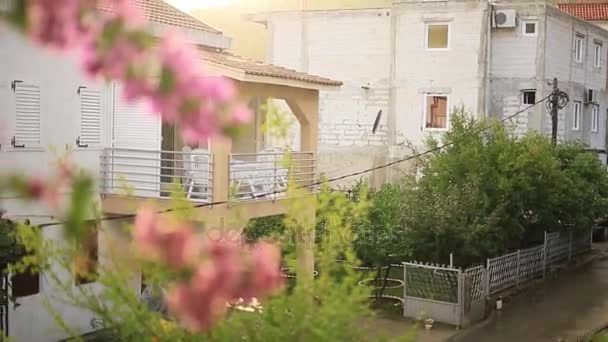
[149,22,231,49]
[204,61,340,91]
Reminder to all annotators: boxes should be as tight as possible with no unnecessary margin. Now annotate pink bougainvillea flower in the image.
[133,207,201,269]
[25,177,45,199]
[166,263,230,333]
[230,104,253,125]
[26,0,96,49]
[200,76,236,103]
[161,227,201,269]
[239,242,284,300]
[133,206,162,258]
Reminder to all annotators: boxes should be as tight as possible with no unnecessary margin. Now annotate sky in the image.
[167,0,238,11]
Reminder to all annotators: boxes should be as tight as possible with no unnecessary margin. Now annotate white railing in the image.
[101,148,213,203]
[229,151,315,201]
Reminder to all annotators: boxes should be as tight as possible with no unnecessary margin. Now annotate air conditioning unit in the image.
[494,10,517,28]
[586,89,596,104]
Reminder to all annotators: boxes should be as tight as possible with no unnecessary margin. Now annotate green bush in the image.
[398,111,608,266]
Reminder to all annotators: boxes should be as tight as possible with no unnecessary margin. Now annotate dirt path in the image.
[451,249,608,342]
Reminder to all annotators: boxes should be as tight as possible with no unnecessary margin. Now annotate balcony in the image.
[229,151,315,202]
[100,148,214,202]
[100,148,315,204]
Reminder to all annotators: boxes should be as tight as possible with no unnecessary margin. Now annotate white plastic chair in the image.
[183,146,211,201]
[257,148,289,197]
[230,159,260,200]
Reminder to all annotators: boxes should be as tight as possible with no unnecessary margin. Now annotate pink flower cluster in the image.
[22,159,74,209]
[26,0,96,49]
[133,207,284,332]
[23,0,251,143]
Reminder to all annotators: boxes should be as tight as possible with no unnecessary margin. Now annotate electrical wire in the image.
[5,94,551,228]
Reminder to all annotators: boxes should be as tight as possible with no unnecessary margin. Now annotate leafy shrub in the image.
[399,111,608,266]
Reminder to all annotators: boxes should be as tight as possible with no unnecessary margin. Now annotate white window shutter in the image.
[112,83,160,150]
[78,88,102,147]
[13,82,41,148]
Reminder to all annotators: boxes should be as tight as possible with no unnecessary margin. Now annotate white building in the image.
[0,1,337,341]
[252,0,608,185]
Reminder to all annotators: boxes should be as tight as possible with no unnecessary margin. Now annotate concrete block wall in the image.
[545,7,608,151]
[267,9,391,149]
[393,1,487,146]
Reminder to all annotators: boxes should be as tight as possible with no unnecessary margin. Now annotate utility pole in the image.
[550,78,559,146]
[546,78,568,146]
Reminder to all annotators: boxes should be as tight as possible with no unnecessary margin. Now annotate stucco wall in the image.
[489,4,545,136]
[0,23,115,342]
[268,9,391,149]
[393,1,487,146]
[544,7,608,151]
[266,9,392,184]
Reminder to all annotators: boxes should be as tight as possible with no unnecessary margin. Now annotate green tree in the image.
[400,111,608,266]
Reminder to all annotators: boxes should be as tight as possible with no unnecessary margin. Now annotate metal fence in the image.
[403,229,592,327]
[403,262,463,326]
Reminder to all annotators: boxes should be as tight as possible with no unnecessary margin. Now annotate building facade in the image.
[254,0,608,186]
[0,1,336,340]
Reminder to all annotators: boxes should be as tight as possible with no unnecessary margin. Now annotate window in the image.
[12,82,41,149]
[522,90,536,105]
[573,101,581,131]
[426,23,449,50]
[78,88,102,147]
[594,42,603,68]
[522,20,537,36]
[592,105,599,133]
[424,95,449,130]
[575,34,585,63]
[75,226,98,285]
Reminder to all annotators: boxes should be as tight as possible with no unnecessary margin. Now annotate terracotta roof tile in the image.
[201,49,343,87]
[98,0,221,34]
[558,3,608,21]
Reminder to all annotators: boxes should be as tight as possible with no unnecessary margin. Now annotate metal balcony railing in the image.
[100,148,213,202]
[229,151,316,202]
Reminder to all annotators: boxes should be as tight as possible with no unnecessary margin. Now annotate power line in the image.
[11,94,551,228]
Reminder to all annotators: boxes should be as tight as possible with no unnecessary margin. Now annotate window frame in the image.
[592,105,599,133]
[574,34,585,64]
[425,22,451,51]
[423,94,450,132]
[521,20,537,37]
[11,81,43,151]
[573,101,582,131]
[594,41,603,68]
[522,89,536,105]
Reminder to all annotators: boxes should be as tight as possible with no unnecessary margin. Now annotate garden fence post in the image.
[450,253,454,269]
[482,267,489,299]
[568,231,573,261]
[457,270,464,326]
[486,258,491,295]
[543,231,548,280]
[515,250,521,288]
[402,262,407,306]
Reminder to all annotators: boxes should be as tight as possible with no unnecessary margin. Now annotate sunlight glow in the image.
[167,0,238,11]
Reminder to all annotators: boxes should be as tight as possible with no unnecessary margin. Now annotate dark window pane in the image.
[523,91,536,105]
[12,271,39,297]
